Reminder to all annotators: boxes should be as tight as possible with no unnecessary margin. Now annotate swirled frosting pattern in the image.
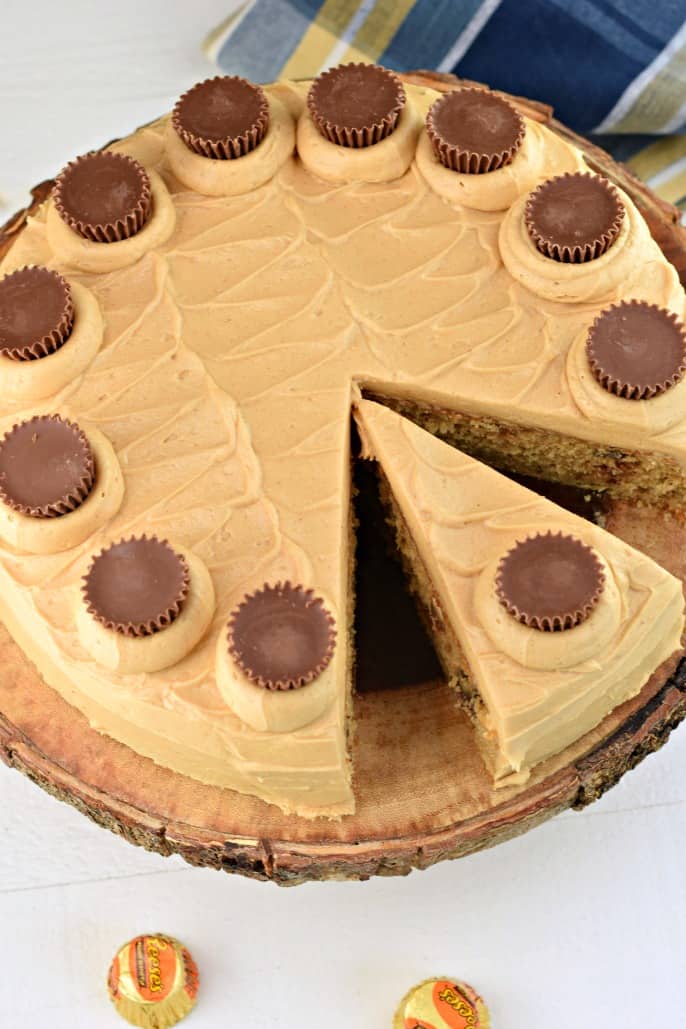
[0,79,684,814]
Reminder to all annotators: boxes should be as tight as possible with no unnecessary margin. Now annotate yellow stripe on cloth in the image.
[341,0,416,64]
[611,40,686,134]
[628,136,686,205]
[280,0,365,79]
[628,135,686,181]
[653,166,686,206]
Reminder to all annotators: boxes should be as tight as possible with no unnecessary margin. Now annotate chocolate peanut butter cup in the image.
[427,88,525,173]
[172,75,270,159]
[228,581,336,690]
[83,536,190,637]
[496,532,605,632]
[53,151,152,243]
[307,63,405,148]
[586,300,686,400]
[0,415,94,518]
[525,172,624,263]
[0,266,74,361]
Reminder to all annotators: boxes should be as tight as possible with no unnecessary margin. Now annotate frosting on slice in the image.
[355,399,684,782]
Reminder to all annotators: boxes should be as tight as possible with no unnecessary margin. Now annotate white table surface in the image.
[1,4,686,1026]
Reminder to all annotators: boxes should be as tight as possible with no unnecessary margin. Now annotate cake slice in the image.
[355,398,685,784]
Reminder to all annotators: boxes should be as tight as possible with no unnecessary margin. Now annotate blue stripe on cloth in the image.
[377,0,485,73]
[591,0,685,47]
[544,0,659,64]
[216,0,325,81]
[455,0,647,132]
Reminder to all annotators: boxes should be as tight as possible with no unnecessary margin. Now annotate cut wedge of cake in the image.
[355,399,685,784]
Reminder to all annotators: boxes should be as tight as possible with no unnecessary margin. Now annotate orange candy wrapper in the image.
[107,933,199,1028]
[393,977,490,1029]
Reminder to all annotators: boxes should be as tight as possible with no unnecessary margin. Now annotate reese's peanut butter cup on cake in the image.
[0,266,74,361]
[107,933,199,1029]
[393,977,490,1029]
[172,75,270,159]
[307,62,405,147]
[586,300,686,400]
[427,87,525,173]
[525,172,624,263]
[53,151,152,242]
[496,531,605,632]
[83,536,189,637]
[0,415,94,518]
[228,581,336,689]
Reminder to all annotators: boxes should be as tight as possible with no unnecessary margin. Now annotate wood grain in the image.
[1,72,685,885]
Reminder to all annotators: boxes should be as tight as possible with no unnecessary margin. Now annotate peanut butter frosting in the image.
[0,75,685,816]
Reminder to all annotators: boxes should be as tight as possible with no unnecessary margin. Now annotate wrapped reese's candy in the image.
[107,933,199,1029]
[394,977,490,1028]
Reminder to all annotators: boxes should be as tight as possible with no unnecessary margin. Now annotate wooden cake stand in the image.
[1,73,685,885]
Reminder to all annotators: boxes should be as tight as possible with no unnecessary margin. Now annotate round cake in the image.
[0,65,684,819]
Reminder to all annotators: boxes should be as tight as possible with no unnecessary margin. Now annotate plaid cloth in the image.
[206,0,686,218]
